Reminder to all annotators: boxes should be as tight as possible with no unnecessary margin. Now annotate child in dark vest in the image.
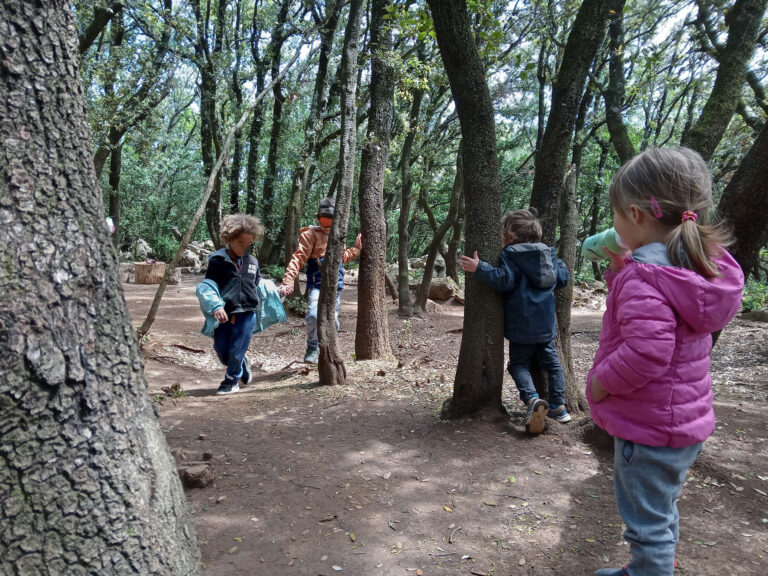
[204,214,263,394]
[280,198,361,363]
[460,208,571,434]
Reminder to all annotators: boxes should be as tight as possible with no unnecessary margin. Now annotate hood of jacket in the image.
[504,243,556,289]
[630,242,744,334]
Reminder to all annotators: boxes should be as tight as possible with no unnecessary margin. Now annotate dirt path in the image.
[125,276,768,576]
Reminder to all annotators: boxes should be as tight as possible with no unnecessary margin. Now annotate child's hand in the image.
[213,308,228,324]
[459,251,480,273]
[590,376,609,403]
[603,247,627,272]
[355,233,362,251]
[280,283,294,297]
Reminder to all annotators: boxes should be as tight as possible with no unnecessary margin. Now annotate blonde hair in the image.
[609,147,732,278]
[501,208,542,244]
[219,214,264,245]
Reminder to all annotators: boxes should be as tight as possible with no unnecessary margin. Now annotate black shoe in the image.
[216,378,240,395]
[240,356,253,385]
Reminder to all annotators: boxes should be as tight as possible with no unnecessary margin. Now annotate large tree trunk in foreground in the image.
[427,0,505,421]
[318,0,364,386]
[355,0,395,360]
[0,2,199,573]
[529,0,612,245]
[717,120,768,277]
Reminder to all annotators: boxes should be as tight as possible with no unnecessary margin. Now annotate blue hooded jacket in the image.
[474,242,569,344]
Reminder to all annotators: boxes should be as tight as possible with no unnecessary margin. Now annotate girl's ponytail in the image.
[666,214,729,278]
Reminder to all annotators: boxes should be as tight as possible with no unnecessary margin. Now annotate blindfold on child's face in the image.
[318,217,333,228]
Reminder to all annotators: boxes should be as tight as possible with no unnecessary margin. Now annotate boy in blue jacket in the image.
[203,214,263,395]
[460,208,570,434]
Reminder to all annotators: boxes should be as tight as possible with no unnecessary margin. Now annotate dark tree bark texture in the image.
[355,0,395,360]
[529,0,612,245]
[318,0,364,386]
[0,2,199,573]
[717,120,768,277]
[427,0,505,421]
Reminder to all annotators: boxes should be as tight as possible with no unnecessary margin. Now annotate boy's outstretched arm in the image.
[460,251,516,292]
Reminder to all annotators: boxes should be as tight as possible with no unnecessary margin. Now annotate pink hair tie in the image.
[682,211,698,222]
[650,197,663,218]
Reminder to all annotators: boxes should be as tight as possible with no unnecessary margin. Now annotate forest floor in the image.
[124,274,768,576]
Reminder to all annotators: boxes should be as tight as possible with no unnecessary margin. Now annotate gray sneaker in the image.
[303,346,319,364]
[525,397,549,435]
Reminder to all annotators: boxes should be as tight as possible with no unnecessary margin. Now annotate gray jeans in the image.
[306,288,340,348]
[613,437,702,576]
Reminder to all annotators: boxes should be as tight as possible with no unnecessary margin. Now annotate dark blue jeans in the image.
[213,311,257,381]
[507,339,566,407]
[614,438,702,576]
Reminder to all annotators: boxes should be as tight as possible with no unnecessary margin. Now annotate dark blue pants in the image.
[507,338,566,407]
[213,311,256,381]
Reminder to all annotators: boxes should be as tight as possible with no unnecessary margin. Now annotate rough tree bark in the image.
[681,0,767,161]
[317,0,364,386]
[0,2,199,573]
[717,120,768,277]
[355,0,395,360]
[529,0,612,245]
[396,87,424,318]
[427,0,505,421]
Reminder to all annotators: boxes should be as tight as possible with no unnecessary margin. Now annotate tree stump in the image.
[134,262,166,284]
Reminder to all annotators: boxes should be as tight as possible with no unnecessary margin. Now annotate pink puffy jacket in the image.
[587,244,744,447]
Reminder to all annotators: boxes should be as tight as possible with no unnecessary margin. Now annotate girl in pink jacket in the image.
[587,148,744,576]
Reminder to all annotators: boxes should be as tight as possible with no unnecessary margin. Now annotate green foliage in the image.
[742,280,768,312]
[262,264,285,280]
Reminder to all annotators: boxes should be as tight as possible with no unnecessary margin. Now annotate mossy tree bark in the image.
[427,0,505,421]
[0,2,199,573]
[681,0,767,161]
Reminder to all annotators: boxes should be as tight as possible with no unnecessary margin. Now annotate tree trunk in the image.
[258,1,291,263]
[397,88,424,317]
[445,186,465,284]
[415,145,463,312]
[603,0,636,164]
[681,0,767,161]
[427,0,505,421]
[228,0,244,214]
[109,144,122,249]
[557,166,588,414]
[0,2,199,572]
[192,0,223,247]
[245,3,267,216]
[355,0,395,360]
[717,120,768,277]
[529,0,612,245]
[318,0,364,386]
[284,0,343,268]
